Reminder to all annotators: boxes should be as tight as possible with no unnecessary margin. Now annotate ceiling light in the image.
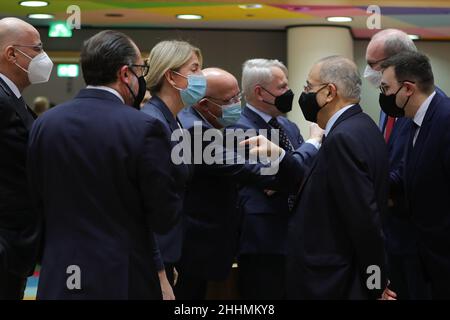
[19,1,48,7]
[408,34,420,40]
[327,16,353,22]
[176,14,203,20]
[238,4,263,9]
[27,13,54,19]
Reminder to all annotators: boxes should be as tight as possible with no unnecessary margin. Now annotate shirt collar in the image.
[0,73,21,99]
[325,104,355,137]
[86,85,125,103]
[246,103,274,123]
[413,90,436,128]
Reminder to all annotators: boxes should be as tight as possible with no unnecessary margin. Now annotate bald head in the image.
[203,67,239,102]
[0,17,39,49]
[366,29,417,70]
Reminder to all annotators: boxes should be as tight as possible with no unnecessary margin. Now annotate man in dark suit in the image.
[174,67,279,299]
[365,28,430,299]
[231,59,322,299]
[0,17,53,299]
[288,56,391,299]
[28,30,181,299]
[379,51,450,299]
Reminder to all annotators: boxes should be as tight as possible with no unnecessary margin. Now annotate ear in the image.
[254,86,264,101]
[4,46,17,63]
[117,65,131,84]
[326,83,337,101]
[164,69,177,87]
[404,81,416,96]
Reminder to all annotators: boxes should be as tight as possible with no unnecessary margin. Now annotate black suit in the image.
[28,89,181,299]
[0,76,39,299]
[287,105,389,300]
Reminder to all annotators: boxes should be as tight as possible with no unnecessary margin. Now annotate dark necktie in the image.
[268,117,296,210]
[268,117,293,151]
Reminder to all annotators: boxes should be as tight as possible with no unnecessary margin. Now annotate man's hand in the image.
[158,269,175,300]
[239,135,282,160]
[379,282,397,300]
[309,122,325,143]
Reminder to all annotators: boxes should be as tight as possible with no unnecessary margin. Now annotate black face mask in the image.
[261,87,294,113]
[379,85,409,118]
[298,85,328,123]
[126,69,147,109]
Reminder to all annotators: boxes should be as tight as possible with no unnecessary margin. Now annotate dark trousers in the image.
[238,254,285,300]
[0,270,27,300]
[174,272,207,300]
[387,251,431,300]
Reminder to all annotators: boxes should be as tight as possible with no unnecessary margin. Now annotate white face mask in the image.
[15,48,53,84]
[363,65,382,88]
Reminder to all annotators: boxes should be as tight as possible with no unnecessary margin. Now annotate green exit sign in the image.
[48,22,72,38]
[57,64,79,78]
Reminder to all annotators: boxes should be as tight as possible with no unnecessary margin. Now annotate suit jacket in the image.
[0,76,40,278]
[28,89,181,299]
[177,106,298,280]
[141,96,191,268]
[231,106,318,256]
[404,90,450,272]
[287,105,389,300]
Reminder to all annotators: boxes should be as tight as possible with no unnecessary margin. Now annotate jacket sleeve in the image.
[325,132,388,299]
[137,118,182,234]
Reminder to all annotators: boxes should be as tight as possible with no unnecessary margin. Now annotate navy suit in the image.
[28,89,181,299]
[141,96,191,284]
[231,106,318,299]
[0,76,39,299]
[403,90,450,298]
[175,106,289,299]
[287,105,389,300]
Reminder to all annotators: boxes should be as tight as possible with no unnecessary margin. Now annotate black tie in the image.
[268,117,293,151]
[268,117,296,210]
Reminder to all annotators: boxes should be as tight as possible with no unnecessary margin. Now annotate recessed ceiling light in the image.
[19,1,48,7]
[408,34,420,40]
[238,4,263,9]
[176,14,203,20]
[327,16,353,22]
[27,13,54,19]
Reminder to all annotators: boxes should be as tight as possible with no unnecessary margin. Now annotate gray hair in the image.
[242,58,288,100]
[317,55,361,100]
[372,29,417,57]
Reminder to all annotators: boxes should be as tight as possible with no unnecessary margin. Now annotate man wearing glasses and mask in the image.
[0,17,53,300]
[27,30,180,299]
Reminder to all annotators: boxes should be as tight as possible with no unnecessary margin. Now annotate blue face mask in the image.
[172,71,207,107]
[207,101,242,127]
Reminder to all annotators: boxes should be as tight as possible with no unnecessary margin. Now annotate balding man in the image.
[176,67,293,299]
[0,17,53,299]
[288,56,392,299]
[365,29,431,299]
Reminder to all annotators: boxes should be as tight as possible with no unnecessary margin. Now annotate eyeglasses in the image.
[206,92,242,106]
[367,57,388,69]
[129,63,149,77]
[379,80,415,95]
[303,81,328,93]
[12,43,44,53]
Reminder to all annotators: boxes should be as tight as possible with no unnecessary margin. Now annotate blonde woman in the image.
[141,40,205,300]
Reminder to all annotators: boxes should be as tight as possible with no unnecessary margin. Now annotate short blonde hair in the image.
[145,40,202,95]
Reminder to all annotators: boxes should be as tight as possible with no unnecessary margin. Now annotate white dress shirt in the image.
[0,73,22,99]
[412,91,436,146]
[324,104,355,137]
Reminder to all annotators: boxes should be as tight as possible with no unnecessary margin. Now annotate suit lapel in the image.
[294,105,362,202]
[0,76,34,130]
[406,92,441,183]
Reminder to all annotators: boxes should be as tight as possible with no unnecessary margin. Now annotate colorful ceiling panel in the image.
[1,1,450,40]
